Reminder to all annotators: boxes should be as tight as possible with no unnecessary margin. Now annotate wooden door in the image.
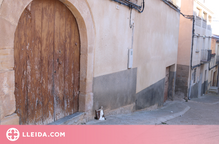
[164,67,170,102]
[213,72,216,86]
[14,0,80,125]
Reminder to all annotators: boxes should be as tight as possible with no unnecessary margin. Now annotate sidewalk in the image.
[87,101,190,125]
[87,93,219,125]
[190,93,219,105]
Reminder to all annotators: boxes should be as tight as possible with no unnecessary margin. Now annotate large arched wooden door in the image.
[14,0,80,125]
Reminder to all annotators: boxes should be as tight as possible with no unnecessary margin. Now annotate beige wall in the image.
[177,0,194,66]
[133,0,180,93]
[211,38,216,54]
[87,0,132,77]
[177,0,215,98]
[177,0,213,66]
[87,0,180,93]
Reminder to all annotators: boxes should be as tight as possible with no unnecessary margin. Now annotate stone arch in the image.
[0,0,95,124]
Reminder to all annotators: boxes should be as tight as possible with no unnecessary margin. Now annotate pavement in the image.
[87,101,190,125]
[166,93,219,125]
[86,93,219,125]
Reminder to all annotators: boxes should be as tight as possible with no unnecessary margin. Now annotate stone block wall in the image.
[0,0,26,125]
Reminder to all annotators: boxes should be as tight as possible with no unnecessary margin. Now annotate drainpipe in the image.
[188,15,195,100]
[130,8,134,45]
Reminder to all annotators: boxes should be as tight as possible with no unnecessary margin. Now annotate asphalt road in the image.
[166,93,219,125]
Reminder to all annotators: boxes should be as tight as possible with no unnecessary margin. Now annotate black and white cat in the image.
[95,106,106,121]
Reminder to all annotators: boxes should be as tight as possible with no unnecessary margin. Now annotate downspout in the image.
[188,16,195,100]
[130,8,135,48]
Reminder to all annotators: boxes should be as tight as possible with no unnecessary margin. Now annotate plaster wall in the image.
[178,0,213,67]
[177,0,194,66]
[133,0,179,93]
[190,64,208,96]
[191,64,208,85]
[86,0,180,93]
[87,0,132,77]
[177,0,214,99]
[176,0,193,98]
[211,39,216,54]
[192,0,213,66]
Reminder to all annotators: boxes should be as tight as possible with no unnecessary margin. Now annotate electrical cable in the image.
[161,0,193,19]
[111,0,145,13]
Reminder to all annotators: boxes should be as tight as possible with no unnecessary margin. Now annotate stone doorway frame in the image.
[0,0,95,125]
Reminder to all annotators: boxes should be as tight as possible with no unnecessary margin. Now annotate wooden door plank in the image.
[54,0,66,120]
[41,0,55,124]
[28,0,43,124]
[25,4,35,125]
[64,9,75,115]
[64,11,72,115]
[15,9,29,125]
[71,16,80,113]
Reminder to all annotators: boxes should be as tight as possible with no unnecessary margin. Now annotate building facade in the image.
[176,0,213,99]
[0,0,181,125]
[209,35,219,88]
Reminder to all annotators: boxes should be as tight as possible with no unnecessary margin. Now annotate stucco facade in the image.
[176,0,213,99]
[209,35,219,88]
[0,0,181,125]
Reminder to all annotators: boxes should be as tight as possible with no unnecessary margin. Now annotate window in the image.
[193,69,197,83]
